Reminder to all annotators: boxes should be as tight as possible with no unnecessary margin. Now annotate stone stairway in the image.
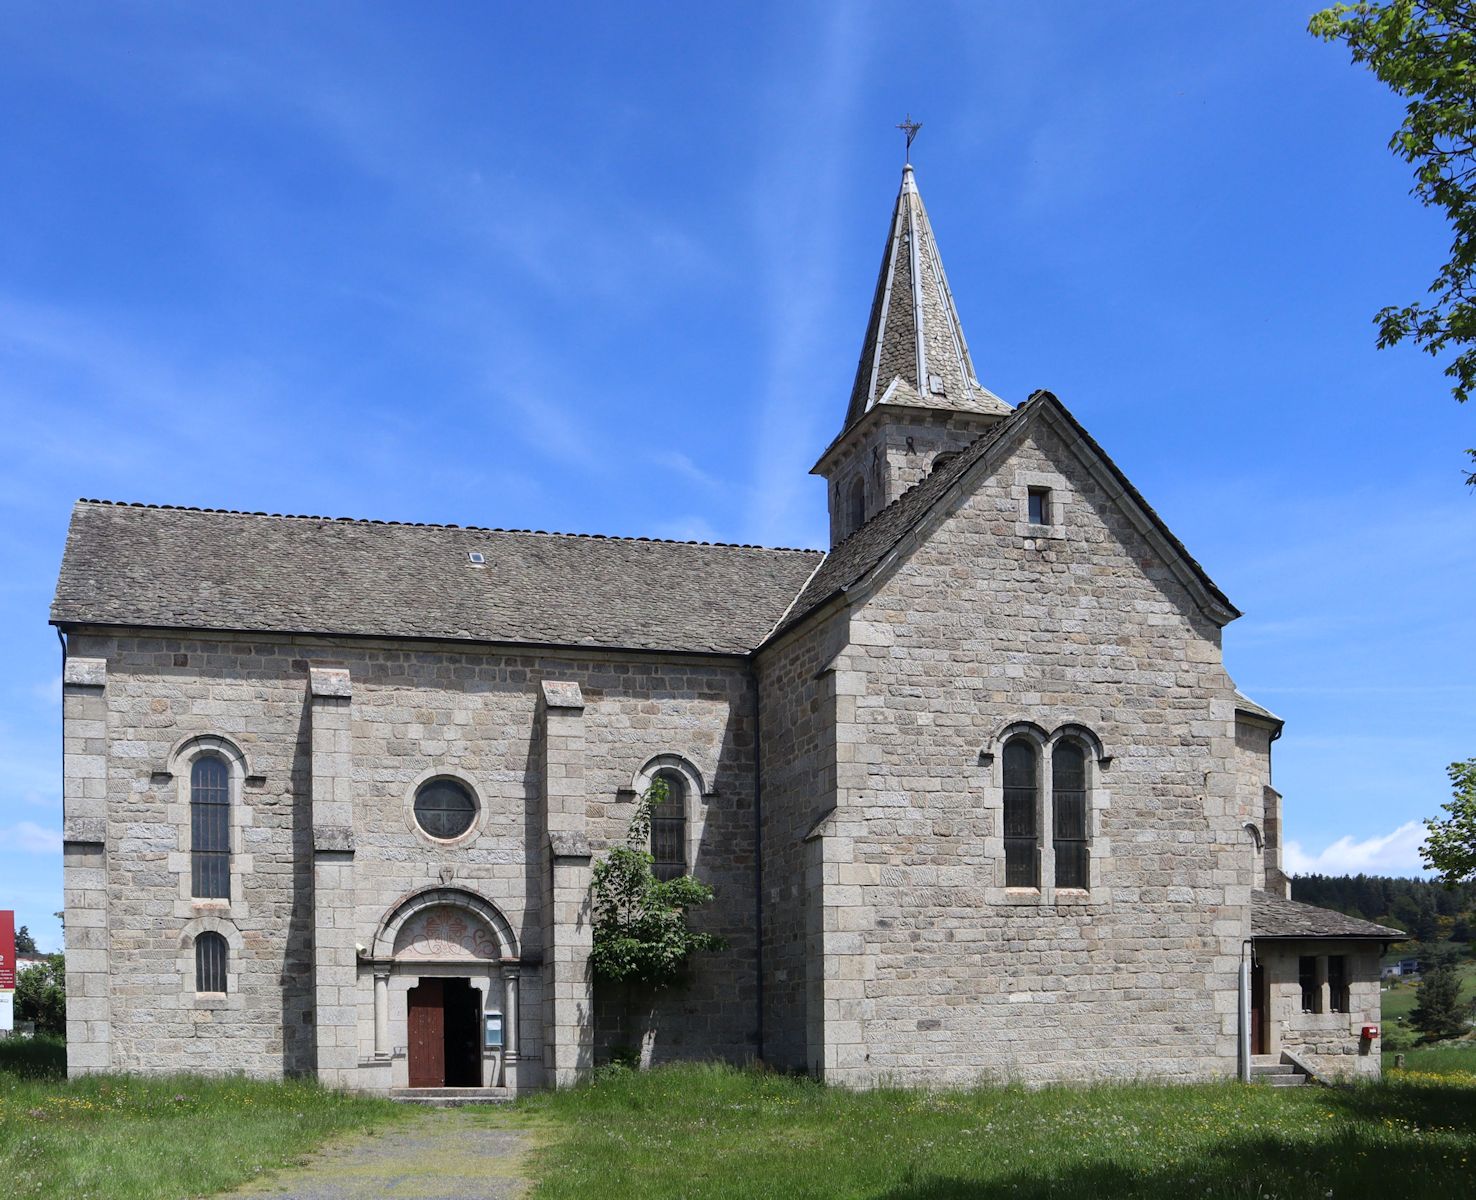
[1250,1054,1312,1087]
[389,1086,515,1107]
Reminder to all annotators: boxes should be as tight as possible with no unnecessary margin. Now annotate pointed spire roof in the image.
[843,164,1009,431]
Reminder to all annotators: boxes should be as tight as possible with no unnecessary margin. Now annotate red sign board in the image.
[0,911,14,990]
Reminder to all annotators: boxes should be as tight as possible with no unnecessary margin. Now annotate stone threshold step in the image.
[390,1087,515,1106]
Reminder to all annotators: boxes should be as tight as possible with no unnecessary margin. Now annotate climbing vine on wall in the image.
[589,776,726,988]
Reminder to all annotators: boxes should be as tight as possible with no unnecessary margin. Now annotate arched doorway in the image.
[372,889,522,1090]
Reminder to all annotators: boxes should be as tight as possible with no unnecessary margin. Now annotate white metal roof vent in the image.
[467,551,486,566]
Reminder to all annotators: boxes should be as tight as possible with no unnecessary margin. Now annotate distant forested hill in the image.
[1290,875,1475,945]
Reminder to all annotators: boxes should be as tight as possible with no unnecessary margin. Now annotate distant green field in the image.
[1380,960,1476,1046]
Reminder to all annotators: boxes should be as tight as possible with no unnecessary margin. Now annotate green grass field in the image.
[1387,1041,1476,1076]
[518,1062,1476,1200]
[0,1036,405,1200]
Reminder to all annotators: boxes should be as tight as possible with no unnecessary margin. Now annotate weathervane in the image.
[897,114,922,164]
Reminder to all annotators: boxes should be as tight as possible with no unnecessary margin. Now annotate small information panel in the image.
[0,911,14,992]
[484,1012,504,1049]
[0,992,12,1035]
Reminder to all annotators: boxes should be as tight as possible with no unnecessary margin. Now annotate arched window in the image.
[1002,738,1039,888]
[847,475,866,534]
[190,755,231,899]
[195,930,228,993]
[650,769,687,881]
[1052,740,1089,889]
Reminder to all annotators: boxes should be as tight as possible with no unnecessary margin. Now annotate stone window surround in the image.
[164,734,255,921]
[1012,469,1071,541]
[176,915,244,1011]
[402,766,489,849]
[629,754,711,879]
[984,721,1112,907]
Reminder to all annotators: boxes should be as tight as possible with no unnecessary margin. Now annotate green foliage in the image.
[1423,758,1476,883]
[1310,1,1476,482]
[589,777,726,988]
[14,953,65,1037]
[13,925,36,954]
[516,1061,1476,1200]
[1409,950,1476,1040]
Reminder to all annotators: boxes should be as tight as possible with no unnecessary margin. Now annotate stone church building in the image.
[53,162,1400,1094]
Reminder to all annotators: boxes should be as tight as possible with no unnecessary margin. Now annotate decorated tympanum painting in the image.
[393,906,500,960]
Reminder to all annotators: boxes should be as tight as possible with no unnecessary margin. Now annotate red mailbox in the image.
[1361,1025,1379,1040]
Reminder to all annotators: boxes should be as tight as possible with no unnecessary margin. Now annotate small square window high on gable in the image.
[1027,488,1051,526]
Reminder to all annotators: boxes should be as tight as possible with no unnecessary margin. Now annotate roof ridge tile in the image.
[74,498,818,554]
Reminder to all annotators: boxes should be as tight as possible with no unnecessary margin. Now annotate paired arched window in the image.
[1002,739,1040,888]
[650,769,688,881]
[195,930,228,993]
[1052,741,1088,889]
[190,755,231,899]
[1001,732,1093,891]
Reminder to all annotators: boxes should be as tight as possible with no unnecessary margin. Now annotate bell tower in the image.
[814,158,1010,547]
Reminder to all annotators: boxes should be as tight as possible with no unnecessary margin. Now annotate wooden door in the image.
[407,979,446,1088]
[1250,961,1267,1056]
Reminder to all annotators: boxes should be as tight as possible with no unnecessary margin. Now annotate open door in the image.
[407,979,446,1088]
[407,977,482,1088]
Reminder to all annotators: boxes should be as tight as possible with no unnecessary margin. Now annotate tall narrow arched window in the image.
[191,755,231,899]
[1052,740,1089,890]
[1002,738,1040,888]
[650,769,687,881]
[847,475,866,534]
[195,931,228,993]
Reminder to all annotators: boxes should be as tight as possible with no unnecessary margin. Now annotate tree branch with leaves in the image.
[1311,1,1476,482]
[589,777,726,988]
[1424,757,1476,883]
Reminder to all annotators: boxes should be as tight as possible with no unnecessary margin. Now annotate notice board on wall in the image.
[0,910,14,991]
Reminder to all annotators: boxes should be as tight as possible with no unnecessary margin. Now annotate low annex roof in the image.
[1251,889,1405,941]
[51,500,824,656]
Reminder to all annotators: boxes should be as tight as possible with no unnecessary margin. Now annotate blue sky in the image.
[2,3,1472,952]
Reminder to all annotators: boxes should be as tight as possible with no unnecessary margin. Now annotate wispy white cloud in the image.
[747,4,874,548]
[0,821,62,855]
[1284,821,1430,877]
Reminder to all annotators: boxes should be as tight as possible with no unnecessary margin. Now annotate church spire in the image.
[814,151,1011,549]
[842,162,1008,433]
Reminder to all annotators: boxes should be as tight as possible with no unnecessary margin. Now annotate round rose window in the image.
[413,778,477,840]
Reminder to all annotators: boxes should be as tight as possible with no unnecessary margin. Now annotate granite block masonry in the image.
[50,159,1400,1093]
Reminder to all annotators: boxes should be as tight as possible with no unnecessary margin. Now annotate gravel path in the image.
[224,1108,534,1200]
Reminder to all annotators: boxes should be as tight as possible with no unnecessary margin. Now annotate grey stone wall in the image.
[755,608,848,1071]
[1233,715,1286,896]
[822,410,999,545]
[1258,943,1382,1078]
[63,629,759,1085]
[800,416,1253,1085]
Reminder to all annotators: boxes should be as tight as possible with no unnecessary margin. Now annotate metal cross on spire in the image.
[897,114,922,164]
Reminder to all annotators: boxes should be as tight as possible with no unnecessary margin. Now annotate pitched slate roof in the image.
[51,501,824,655]
[843,164,1010,431]
[1251,889,1405,940]
[770,390,1239,642]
